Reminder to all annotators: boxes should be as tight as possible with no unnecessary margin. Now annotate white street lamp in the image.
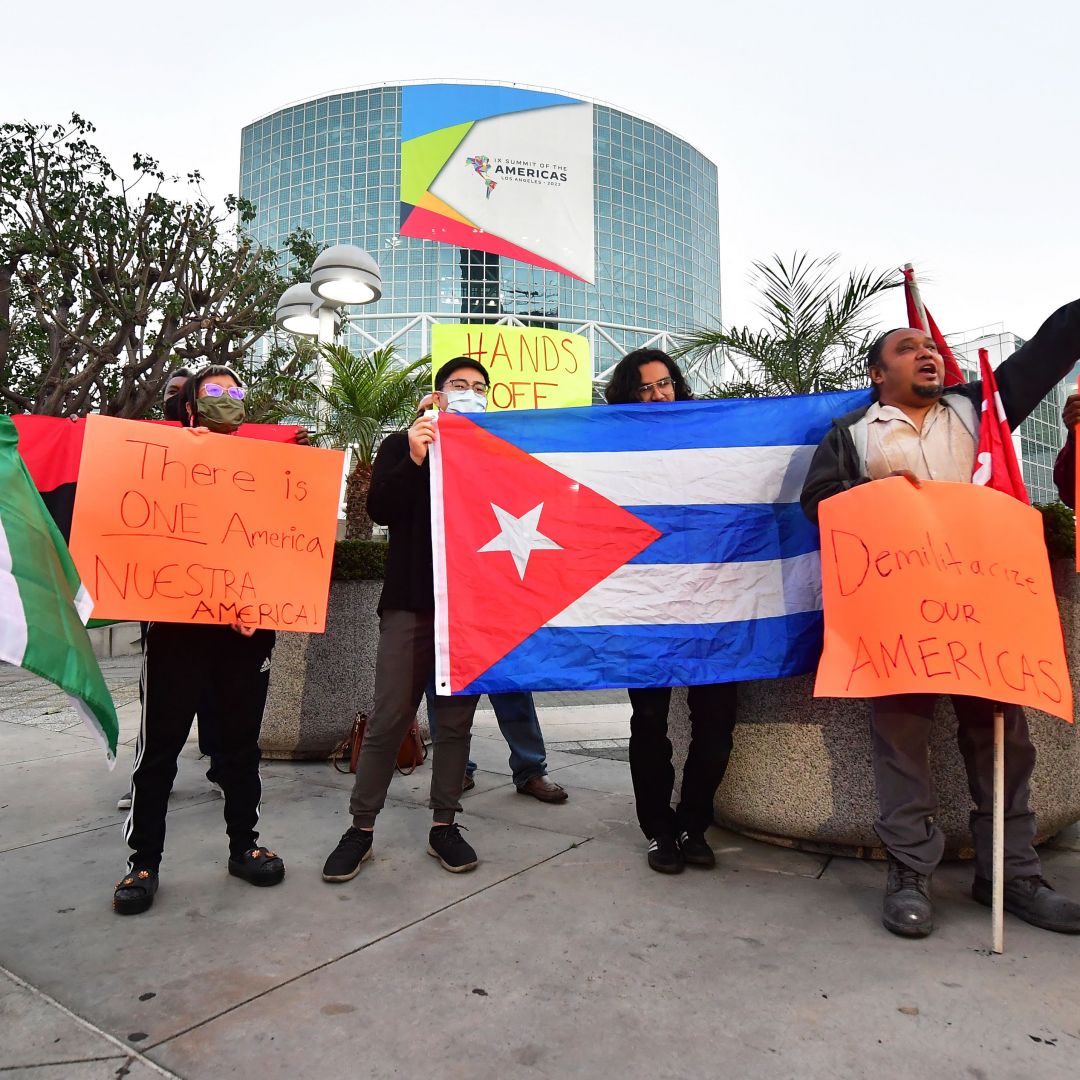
[310,244,383,306]
[274,283,341,341]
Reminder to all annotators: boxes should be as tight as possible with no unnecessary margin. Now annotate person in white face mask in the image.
[322,358,495,884]
[419,362,570,806]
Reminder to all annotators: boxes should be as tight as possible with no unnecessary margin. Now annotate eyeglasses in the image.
[638,377,674,397]
[200,384,246,400]
[443,379,489,395]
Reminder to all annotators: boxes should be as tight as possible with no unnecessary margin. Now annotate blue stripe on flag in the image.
[459,612,824,694]
[467,389,871,454]
[626,503,821,564]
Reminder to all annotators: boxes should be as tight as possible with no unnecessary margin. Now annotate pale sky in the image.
[4,0,1077,342]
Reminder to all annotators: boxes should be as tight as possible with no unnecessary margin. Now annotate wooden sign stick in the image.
[992,703,1005,954]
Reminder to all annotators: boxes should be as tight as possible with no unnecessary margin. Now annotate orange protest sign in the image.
[68,415,344,632]
[815,477,1073,722]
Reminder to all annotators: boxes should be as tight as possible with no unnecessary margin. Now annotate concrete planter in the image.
[671,560,1080,857]
[259,579,383,761]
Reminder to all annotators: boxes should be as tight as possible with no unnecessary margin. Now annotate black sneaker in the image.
[322,827,373,882]
[973,874,1080,934]
[678,831,716,868]
[882,853,933,938]
[427,823,478,873]
[113,867,159,915]
[647,835,684,874]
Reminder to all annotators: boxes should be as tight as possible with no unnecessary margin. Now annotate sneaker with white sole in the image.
[427,823,478,873]
[116,791,132,811]
[322,827,373,882]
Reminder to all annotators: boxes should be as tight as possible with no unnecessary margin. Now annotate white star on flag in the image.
[478,502,562,580]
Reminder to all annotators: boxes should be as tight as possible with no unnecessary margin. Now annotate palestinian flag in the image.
[10,415,303,543]
[0,416,119,765]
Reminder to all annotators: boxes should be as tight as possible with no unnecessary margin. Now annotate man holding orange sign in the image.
[802,301,1080,941]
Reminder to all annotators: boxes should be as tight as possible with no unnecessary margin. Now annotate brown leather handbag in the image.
[330,711,428,776]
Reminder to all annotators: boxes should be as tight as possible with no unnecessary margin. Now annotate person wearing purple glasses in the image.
[113,365,286,915]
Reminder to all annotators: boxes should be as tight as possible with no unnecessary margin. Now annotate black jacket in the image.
[800,299,1080,523]
[366,431,434,613]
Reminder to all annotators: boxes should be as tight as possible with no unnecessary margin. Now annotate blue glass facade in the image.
[239,83,720,373]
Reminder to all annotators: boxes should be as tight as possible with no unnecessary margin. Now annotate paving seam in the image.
[0,964,181,1079]
[0,784,301,856]
[0,1054,131,1072]
[139,836,595,1055]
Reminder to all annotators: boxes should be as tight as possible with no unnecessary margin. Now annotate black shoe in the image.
[647,835,684,875]
[322,827,373,882]
[972,874,1080,934]
[882,853,933,938]
[427,824,478,873]
[228,846,285,887]
[463,774,476,792]
[113,868,159,915]
[678,831,716,868]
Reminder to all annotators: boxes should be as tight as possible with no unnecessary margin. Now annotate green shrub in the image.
[332,539,388,581]
[1034,501,1076,562]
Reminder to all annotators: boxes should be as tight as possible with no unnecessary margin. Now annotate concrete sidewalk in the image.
[1,661,1079,1079]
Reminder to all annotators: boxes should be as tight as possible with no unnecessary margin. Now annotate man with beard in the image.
[801,306,1080,940]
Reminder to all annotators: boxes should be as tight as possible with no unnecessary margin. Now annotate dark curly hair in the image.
[603,349,692,405]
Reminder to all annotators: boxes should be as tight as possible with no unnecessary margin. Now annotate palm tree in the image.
[675,253,901,397]
[295,343,430,539]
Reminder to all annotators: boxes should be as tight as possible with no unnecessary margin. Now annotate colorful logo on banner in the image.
[68,416,344,633]
[815,477,1073,723]
[432,325,591,411]
[399,84,595,283]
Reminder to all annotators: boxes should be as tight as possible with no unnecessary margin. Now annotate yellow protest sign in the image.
[814,477,1072,722]
[68,415,344,632]
[431,324,591,410]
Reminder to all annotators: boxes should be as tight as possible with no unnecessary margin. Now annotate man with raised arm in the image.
[801,302,1080,939]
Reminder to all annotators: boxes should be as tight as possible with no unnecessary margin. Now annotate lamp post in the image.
[274,244,383,351]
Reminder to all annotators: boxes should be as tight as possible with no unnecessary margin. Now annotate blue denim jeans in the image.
[426,676,548,787]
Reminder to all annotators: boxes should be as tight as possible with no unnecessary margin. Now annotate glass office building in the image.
[953,330,1070,506]
[239,81,721,377]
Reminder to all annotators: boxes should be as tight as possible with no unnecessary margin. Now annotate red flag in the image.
[972,347,1030,504]
[902,264,966,387]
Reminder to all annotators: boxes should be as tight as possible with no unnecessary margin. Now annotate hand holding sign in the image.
[815,477,1073,723]
[68,416,344,632]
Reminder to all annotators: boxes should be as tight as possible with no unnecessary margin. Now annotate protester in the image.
[321,358,490,883]
[801,308,1080,938]
[114,365,285,915]
[603,349,737,874]
[1052,392,1078,507]
[117,365,217,813]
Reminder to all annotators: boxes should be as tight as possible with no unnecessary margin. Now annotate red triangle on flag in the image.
[435,413,662,692]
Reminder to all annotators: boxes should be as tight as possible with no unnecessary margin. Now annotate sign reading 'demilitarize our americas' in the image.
[432,324,592,410]
[68,416,344,632]
[814,477,1073,723]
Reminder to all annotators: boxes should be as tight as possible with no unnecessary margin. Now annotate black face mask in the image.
[163,395,185,422]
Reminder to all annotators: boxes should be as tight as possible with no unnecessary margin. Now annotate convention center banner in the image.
[432,324,592,410]
[68,416,344,632]
[429,389,873,696]
[399,83,595,283]
[815,477,1072,722]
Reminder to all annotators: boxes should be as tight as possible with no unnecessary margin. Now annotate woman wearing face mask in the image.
[604,349,738,876]
[114,365,285,915]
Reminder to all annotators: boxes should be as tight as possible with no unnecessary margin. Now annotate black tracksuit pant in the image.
[628,683,738,840]
[124,622,275,871]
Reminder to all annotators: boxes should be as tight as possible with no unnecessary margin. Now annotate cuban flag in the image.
[431,388,872,695]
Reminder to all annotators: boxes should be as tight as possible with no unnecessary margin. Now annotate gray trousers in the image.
[349,610,479,829]
[870,694,1041,881]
